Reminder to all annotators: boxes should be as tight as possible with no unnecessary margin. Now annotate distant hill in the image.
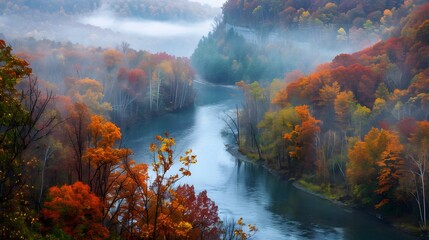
[0,0,219,21]
[191,0,429,84]
[222,0,428,35]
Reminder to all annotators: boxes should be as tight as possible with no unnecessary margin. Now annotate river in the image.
[124,80,416,240]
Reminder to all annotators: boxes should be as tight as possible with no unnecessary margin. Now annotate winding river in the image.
[124,80,416,240]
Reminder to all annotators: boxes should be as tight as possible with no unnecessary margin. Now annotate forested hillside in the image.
[229,1,429,233]
[223,0,404,32]
[192,0,428,85]
[8,38,195,125]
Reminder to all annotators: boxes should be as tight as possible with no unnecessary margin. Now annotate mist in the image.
[191,0,226,8]
[81,12,212,38]
[0,3,220,57]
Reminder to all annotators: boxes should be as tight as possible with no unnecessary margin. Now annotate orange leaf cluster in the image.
[41,182,109,240]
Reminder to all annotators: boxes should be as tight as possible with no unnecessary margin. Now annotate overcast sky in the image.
[191,0,226,8]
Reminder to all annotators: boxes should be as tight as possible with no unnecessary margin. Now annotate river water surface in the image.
[124,80,416,240]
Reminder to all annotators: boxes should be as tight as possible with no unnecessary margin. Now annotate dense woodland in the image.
[192,0,429,85]
[222,0,429,234]
[7,38,196,125]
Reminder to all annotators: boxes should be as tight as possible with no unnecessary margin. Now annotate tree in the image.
[145,134,197,239]
[374,133,404,210]
[334,91,356,131]
[406,121,429,229]
[352,104,371,138]
[222,105,241,146]
[334,91,356,177]
[108,134,201,239]
[236,81,269,160]
[0,40,56,238]
[41,182,109,240]
[232,217,257,240]
[103,49,122,72]
[284,105,321,176]
[65,103,91,182]
[84,115,131,204]
[318,81,340,128]
[0,39,32,204]
[174,185,220,239]
[68,78,112,117]
[347,128,404,208]
[258,107,299,170]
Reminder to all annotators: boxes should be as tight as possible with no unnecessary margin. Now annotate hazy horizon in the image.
[192,0,226,8]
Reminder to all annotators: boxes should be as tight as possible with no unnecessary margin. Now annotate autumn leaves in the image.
[40,114,221,239]
[0,40,224,239]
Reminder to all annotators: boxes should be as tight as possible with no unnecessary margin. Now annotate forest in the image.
[9,38,196,125]
[220,0,429,235]
[1,0,429,239]
[192,0,429,85]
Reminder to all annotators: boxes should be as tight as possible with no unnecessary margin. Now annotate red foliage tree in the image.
[127,68,147,85]
[175,184,220,239]
[41,182,109,239]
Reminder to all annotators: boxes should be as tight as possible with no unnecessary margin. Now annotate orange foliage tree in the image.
[67,78,112,116]
[41,182,109,239]
[284,105,321,176]
[103,134,219,239]
[347,128,404,208]
[84,115,132,203]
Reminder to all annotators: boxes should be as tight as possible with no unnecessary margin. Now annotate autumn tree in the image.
[144,134,197,239]
[65,103,91,182]
[174,184,220,239]
[67,78,112,117]
[284,105,321,176]
[334,91,356,132]
[232,217,258,240]
[84,115,131,204]
[352,104,371,138]
[405,121,429,229]
[41,182,109,239]
[318,81,340,129]
[258,107,299,170]
[105,159,148,236]
[105,134,208,239]
[236,81,269,160]
[347,128,404,208]
[0,40,56,238]
[103,49,122,72]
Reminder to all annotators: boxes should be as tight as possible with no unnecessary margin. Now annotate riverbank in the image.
[224,143,422,239]
[224,144,347,207]
[224,144,287,180]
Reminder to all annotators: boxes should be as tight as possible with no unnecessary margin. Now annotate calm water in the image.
[124,80,416,240]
